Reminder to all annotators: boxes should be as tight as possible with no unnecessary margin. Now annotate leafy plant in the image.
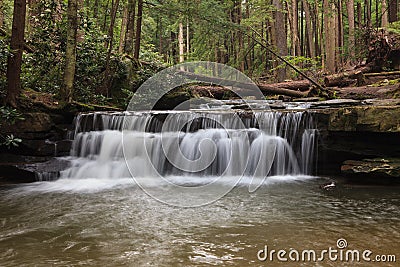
[0,106,24,148]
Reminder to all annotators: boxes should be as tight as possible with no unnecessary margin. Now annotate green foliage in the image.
[0,106,24,149]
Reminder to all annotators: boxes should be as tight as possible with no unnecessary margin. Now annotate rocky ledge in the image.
[341,158,400,183]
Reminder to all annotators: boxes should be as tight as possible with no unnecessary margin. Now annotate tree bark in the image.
[124,0,136,54]
[61,0,78,103]
[388,0,398,23]
[5,0,26,107]
[119,4,128,53]
[324,65,372,87]
[178,22,184,63]
[382,0,389,27]
[303,0,315,58]
[98,0,119,96]
[177,70,309,98]
[133,0,143,60]
[323,0,336,73]
[272,0,287,82]
[0,0,3,28]
[186,21,190,59]
[346,0,355,60]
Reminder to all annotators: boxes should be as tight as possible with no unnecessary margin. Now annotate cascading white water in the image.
[60,111,317,181]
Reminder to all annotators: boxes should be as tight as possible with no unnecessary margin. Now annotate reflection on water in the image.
[0,177,399,266]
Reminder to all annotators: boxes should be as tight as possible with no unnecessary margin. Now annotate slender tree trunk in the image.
[124,0,136,54]
[389,0,398,22]
[61,0,78,103]
[323,0,336,73]
[314,1,320,57]
[186,21,190,59]
[94,0,99,19]
[119,4,128,53]
[133,0,143,60]
[303,0,315,58]
[382,0,389,27]
[272,0,287,81]
[0,0,3,28]
[365,0,371,27]
[178,22,184,63]
[98,0,119,96]
[237,1,244,71]
[347,0,355,60]
[102,0,110,32]
[5,0,26,107]
[288,0,300,56]
[357,2,362,26]
[336,0,343,67]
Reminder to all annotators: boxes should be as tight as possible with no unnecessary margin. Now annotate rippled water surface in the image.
[0,177,399,266]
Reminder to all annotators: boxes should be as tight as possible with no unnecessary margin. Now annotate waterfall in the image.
[60,111,317,180]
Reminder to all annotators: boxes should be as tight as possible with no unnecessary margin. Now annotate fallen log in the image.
[260,80,311,91]
[364,71,400,77]
[178,71,309,98]
[257,85,308,98]
[324,66,372,87]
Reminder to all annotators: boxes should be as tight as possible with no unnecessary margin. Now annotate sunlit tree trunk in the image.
[133,0,143,60]
[61,0,78,102]
[5,0,26,107]
[119,4,128,53]
[186,21,190,59]
[346,0,355,60]
[178,21,184,63]
[382,0,389,27]
[303,0,315,58]
[323,0,336,73]
[272,0,287,81]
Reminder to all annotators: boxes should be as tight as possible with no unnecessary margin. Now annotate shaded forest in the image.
[1,0,400,108]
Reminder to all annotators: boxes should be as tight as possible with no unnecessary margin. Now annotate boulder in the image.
[341,158,400,180]
[3,113,53,133]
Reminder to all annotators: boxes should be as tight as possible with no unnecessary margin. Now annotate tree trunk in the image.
[98,0,119,96]
[324,65,372,87]
[124,0,136,54]
[347,0,355,60]
[288,0,300,56]
[61,0,78,103]
[272,0,287,82]
[133,0,143,60]
[323,0,336,73]
[303,0,315,58]
[0,0,4,28]
[365,0,371,27]
[178,21,184,63]
[357,3,362,26]
[382,0,389,27]
[186,21,190,59]
[119,4,128,53]
[92,0,98,19]
[5,0,26,107]
[389,0,398,23]
[336,0,344,67]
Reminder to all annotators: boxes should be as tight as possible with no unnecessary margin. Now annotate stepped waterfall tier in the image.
[60,111,317,181]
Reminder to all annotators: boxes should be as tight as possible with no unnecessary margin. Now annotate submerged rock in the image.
[341,158,400,180]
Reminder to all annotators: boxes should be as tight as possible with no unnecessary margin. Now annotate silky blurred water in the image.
[0,177,399,266]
